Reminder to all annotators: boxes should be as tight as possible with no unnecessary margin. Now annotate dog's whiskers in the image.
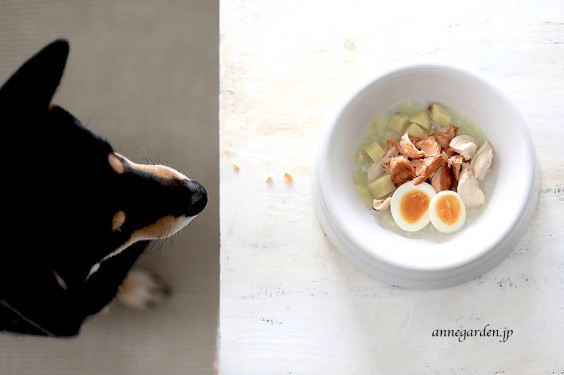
[141,147,158,166]
[143,237,168,254]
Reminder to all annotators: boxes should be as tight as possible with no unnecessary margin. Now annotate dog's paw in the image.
[116,269,171,309]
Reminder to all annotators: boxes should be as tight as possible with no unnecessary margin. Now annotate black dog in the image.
[0,40,207,337]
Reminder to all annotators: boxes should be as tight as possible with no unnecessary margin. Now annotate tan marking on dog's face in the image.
[130,214,193,240]
[108,152,124,174]
[83,153,197,281]
[53,270,67,291]
[96,214,194,270]
[86,262,101,280]
[116,153,188,180]
[112,210,126,232]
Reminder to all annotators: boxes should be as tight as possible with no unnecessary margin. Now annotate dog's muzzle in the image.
[184,179,207,217]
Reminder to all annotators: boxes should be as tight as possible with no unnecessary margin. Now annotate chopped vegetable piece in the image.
[408,110,430,129]
[387,112,409,132]
[429,103,451,126]
[367,173,396,198]
[365,141,385,162]
[406,122,425,138]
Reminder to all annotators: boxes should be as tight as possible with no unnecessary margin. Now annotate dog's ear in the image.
[0,39,69,113]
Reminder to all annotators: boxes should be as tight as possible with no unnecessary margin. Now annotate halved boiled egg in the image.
[390,181,436,232]
[429,190,466,233]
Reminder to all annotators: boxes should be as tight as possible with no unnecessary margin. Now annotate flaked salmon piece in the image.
[381,147,399,174]
[395,132,424,159]
[412,152,446,177]
[416,136,441,157]
[412,153,447,185]
[444,146,457,158]
[449,135,478,160]
[457,166,485,207]
[373,196,391,211]
[471,140,493,180]
[411,158,427,176]
[448,154,464,181]
[386,138,398,151]
[390,155,416,187]
[430,164,453,192]
[431,124,459,148]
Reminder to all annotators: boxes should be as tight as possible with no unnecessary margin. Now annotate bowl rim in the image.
[313,63,539,288]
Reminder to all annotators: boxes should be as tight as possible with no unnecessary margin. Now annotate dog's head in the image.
[1,40,207,282]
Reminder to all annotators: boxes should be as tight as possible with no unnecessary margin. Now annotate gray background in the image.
[0,1,219,374]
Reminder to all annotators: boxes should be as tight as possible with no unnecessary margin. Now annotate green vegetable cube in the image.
[430,103,451,126]
[387,113,408,132]
[365,141,385,162]
[408,110,430,129]
[367,174,395,199]
[406,123,425,138]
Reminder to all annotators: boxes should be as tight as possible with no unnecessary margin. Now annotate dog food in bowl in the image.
[313,64,538,289]
[353,100,493,235]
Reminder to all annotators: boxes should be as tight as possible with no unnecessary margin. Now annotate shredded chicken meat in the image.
[381,147,399,174]
[390,155,416,187]
[470,140,493,180]
[395,132,424,159]
[412,153,447,186]
[448,154,464,181]
[430,163,454,192]
[356,102,494,212]
[416,136,441,157]
[373,197,391,211]
[457,166,485,207]
[377,125,492,202]
[431,124,458,148]
[449,135,478,160]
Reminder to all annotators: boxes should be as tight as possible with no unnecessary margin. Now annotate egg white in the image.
[429,190,466,233]
[390,181,436,232]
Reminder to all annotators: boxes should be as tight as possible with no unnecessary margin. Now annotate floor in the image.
[0,1,219,374]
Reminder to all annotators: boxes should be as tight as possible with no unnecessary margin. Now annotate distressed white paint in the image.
[220,1,564,373]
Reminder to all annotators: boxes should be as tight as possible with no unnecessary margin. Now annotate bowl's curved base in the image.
[312,159,539,290]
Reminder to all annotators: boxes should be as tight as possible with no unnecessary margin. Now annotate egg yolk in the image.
[400,191,430,223]
[434,194,461,225]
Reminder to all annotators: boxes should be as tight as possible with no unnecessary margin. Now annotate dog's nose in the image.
[184,179,207,217]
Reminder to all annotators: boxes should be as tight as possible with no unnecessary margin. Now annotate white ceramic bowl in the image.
[313,64,538,289]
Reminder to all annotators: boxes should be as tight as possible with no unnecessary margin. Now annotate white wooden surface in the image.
[219,1,564,373]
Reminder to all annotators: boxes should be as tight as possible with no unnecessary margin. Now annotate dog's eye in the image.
[112,210,126,232]
[108,152,124,174]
